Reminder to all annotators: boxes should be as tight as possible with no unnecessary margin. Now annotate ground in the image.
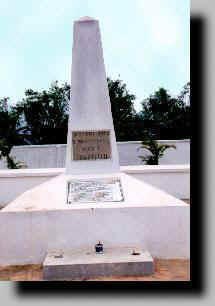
[0,259,190,281]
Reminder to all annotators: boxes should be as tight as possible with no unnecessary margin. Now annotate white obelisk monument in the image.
[0,17,189,266]
[66,16,120,175]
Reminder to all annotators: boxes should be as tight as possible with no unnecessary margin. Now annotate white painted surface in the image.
[0,140,190,169]
[0,165,190,208]
[66,17,120,175]
[118,139,190,166]
[0,173,190,264]
[125,165,190,200]
[0,168,62,208]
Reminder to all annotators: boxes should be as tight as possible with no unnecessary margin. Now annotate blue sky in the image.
[0,0,190,111]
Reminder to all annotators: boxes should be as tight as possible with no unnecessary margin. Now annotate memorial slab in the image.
[43,247,154,280]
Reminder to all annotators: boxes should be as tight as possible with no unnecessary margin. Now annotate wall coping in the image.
[0,168,65,178]
[121,164,190,174]
[117,139,190,145]
[11,139,190,149]
[0,165,190,178]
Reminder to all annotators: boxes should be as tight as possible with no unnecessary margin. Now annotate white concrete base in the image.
[0,173,190,265]
[43,247,154,280]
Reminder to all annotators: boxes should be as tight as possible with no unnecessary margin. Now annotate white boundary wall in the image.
[0,140,190,169]
[0,165,190,208]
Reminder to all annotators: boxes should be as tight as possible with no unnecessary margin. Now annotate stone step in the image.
[43,247,154,280]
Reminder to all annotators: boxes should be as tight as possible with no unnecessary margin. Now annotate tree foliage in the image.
[12,78,137,144]
[178,82,190,105]
[1,79,190,162]
[107,77,137,141]
[138,131,176,165]
[14,81,70,144]
[0,98,25,168]
[140,87,191,139]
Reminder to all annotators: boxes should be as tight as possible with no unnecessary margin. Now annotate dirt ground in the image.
[0,258,190,281]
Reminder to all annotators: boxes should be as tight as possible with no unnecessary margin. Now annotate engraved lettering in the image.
[72,130,111,161]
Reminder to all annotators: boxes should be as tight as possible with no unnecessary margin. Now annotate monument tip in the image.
[77,16,97,22]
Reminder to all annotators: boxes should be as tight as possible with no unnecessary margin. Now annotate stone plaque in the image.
[67,178,124,203]
[72,130,111,161]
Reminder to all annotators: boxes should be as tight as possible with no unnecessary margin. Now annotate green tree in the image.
[14,78,137,144]
[107,77,137,141]
[0,98,25,168]
[14,81,70,144]
[140,86,190,139]
[178,82,190,105]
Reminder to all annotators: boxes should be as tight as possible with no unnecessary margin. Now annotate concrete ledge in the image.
[43,247,154,280]
[117,139,190,144]
[0,168,64,178]
[0,165,190,177]
[122,164,190,174]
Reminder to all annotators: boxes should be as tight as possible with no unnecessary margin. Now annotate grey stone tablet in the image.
[67,177,124,203]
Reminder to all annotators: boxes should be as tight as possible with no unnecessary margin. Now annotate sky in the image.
[0,0,190,111]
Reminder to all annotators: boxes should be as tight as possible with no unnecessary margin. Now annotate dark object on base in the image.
[95,241,103,254]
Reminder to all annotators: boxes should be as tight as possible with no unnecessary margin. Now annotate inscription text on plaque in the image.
[72,130,111,161]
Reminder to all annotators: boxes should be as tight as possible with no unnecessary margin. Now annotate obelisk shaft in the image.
[66,17,120,175]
